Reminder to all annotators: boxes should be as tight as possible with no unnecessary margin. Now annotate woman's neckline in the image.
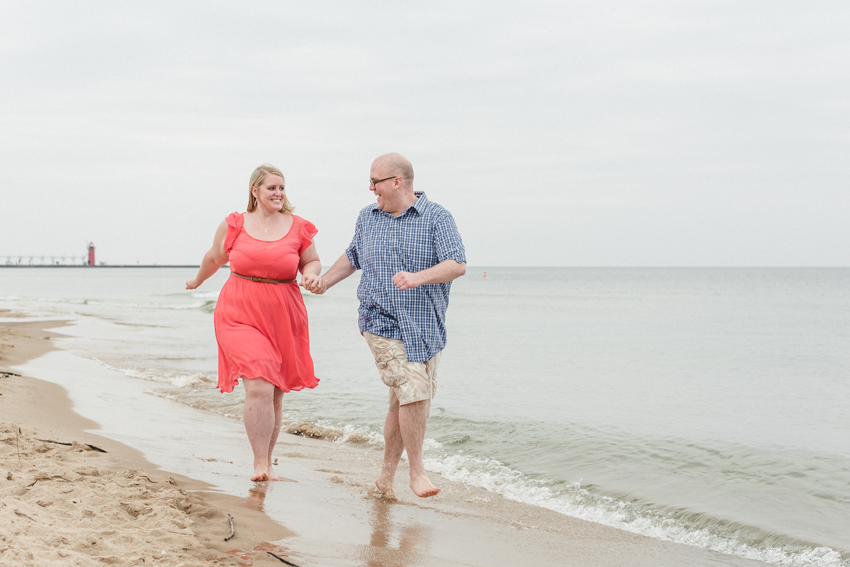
[240,212,296,242]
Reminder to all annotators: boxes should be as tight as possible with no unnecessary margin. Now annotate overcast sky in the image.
[1,1,848,267]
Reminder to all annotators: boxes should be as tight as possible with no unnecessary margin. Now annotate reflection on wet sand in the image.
[246,472,296,512]
[247,481,274,512]
[361,499,434,566]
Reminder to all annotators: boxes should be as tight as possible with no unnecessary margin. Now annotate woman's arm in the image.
[185,220,229,290]
[298,242,322,285]
[302,252,356,295]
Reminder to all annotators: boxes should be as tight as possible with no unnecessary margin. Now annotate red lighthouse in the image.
[88,243,95,266]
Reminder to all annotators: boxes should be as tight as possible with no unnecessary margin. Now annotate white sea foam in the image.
[190,290,219,300]
[10,295,210,312]
[337,423,383,445]
[423,451,847,567]
[91,358,215,388]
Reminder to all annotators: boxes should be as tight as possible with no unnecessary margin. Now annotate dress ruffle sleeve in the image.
[224,212,243,254]
[298,217,318,255]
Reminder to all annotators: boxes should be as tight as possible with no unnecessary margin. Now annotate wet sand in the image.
[1,318,290,566]
[1,315,771,567]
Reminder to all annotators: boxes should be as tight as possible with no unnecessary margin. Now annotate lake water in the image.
[2,266,848,567]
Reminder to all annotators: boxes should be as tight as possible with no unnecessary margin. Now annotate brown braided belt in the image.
[231,271,296,284]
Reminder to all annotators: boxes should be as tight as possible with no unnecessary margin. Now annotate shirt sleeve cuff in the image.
[345,248,360,270]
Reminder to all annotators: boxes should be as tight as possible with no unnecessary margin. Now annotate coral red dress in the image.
[213,212,319,394]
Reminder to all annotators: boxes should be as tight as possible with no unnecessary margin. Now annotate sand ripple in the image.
[1,424,238,566]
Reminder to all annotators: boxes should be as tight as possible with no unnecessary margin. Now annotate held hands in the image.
[298,270,422,294]
[392,271,422,291]
[301,274,327,295]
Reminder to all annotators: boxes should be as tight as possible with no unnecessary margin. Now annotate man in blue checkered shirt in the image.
[304,153,466,499]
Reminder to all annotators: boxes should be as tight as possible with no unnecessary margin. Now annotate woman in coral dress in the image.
[186,164,322,481]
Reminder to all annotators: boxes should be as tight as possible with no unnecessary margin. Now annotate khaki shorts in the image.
[362,332,441,411]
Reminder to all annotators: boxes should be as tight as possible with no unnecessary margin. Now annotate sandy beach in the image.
[1,314,771,567]
[1,317,291,566]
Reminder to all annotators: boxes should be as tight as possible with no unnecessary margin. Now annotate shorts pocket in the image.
[374,347,407,388]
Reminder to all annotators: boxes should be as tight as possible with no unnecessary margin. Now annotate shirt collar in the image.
[370,191,428,217]
[409,191,428,214]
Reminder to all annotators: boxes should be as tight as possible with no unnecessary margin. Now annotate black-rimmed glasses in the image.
[369,176,398,187]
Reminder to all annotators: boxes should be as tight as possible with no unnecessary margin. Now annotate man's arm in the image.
[392,259,466,291]
[303,252,357,294]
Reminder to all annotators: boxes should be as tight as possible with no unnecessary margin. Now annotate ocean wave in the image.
[145,384,384,445]
[102,299,217,312]
[145,388,243,420]
[91,358,216,388]
[190,290,220,300]
[338,423,383,445]
[166,299,217,313]
[285,422,344,441]
[423,451,847,567]
[138,381,847,566]
[5,295,218,313]
[113,367,847,567]
[139,382,385,446]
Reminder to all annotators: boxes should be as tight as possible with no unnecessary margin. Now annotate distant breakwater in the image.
[0,265,202,269]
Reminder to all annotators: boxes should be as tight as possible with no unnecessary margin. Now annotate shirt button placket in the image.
[393,218,404,312]
[393,218,400,264]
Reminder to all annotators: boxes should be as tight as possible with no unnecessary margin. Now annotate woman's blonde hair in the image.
[247,163,295,213]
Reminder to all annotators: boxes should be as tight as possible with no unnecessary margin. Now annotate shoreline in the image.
[1,313,773,567]
[1,317,292,566]
[0,265,201,269]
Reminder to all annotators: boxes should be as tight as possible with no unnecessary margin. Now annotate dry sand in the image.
[1,318,291,566]
[1,314,771,567]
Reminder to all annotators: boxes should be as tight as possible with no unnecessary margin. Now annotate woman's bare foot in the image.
[267,467,284,482]
[410,473,440,498]
[375,478,398,500]
[251,470,270,482]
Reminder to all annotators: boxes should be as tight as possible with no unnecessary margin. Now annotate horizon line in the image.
[2,265,848,270]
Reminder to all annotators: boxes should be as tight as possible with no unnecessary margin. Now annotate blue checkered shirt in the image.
[345,192,466,362]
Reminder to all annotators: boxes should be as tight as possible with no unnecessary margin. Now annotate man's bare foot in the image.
[375,478,398,500]
[410,474,440,498]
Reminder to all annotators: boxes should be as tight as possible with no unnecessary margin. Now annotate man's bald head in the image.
[373,153,414,188]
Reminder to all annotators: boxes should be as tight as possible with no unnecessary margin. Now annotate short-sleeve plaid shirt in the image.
[345,192,466,362]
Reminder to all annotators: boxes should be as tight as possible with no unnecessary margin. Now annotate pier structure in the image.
[4,243,95,266]
[2,242,199,268]
[4,254,90,266]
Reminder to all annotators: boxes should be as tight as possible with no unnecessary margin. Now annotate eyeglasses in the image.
[369,176,398,187]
